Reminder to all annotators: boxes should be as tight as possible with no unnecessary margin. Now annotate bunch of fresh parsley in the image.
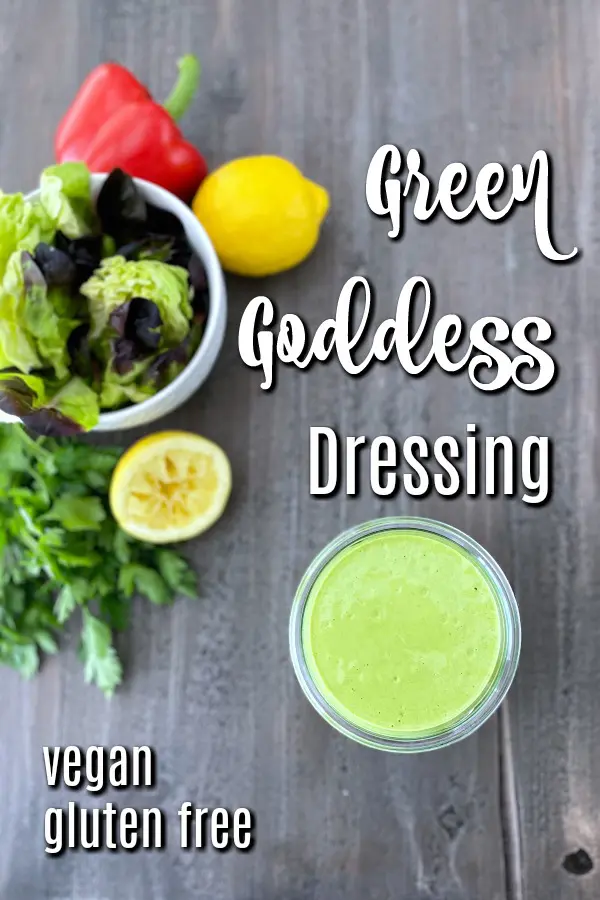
[0,424,196,696]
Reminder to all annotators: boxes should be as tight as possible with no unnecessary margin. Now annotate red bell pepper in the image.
[55,55,208,201]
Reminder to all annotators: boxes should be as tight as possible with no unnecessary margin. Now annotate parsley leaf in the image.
[99,594,130,632]
[80,610,122,697]
[157,550,197,598]
[118,564,171,605]
[44,496,106,531]
[113,529,132,564]
[0,642,40,678]
[54,578,88,623]
[0,424,198,696]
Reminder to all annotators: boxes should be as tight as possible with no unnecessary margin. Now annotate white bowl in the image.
[0,173,227,432]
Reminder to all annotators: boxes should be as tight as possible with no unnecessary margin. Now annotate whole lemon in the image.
[192,155,330,277]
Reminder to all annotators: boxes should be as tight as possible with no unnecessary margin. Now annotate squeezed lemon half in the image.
[110,431,232,544]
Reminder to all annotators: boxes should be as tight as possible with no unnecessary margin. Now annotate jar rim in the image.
[289,516,521,753]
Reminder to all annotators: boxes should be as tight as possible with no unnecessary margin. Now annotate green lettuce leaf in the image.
[0,252,77,376]
[81,256,192,344]
[0,192,53,283]
[0,165,93,376]
[0,371,48,415]
[21,253,75,379]
[48,377,100,432]
[0,372,99,434]
[42,162,90,201]
[0,267,43,372]
[39,162,95,239]
[99,358,155,409]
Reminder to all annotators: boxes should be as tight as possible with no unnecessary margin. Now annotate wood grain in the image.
[0,1,597,898]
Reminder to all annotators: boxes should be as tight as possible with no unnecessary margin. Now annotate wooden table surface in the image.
[0,1,598,898]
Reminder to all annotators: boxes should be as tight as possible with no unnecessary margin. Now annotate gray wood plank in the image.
[501,1,600,897]
[0,1,598,899]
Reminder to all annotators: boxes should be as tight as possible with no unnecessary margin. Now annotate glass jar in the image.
[289,516,521,753]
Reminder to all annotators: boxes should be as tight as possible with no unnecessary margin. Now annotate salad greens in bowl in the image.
[0,163,226,434]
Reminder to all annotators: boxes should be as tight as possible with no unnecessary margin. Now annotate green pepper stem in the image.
[162,55,201,122]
